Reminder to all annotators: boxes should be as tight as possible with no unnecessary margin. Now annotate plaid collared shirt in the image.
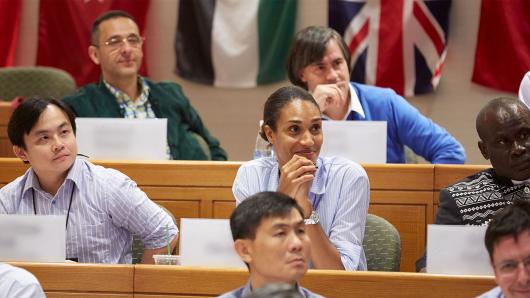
[103,77,155,119]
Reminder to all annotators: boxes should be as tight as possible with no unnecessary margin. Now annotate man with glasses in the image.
[62,10,227,161]
[479,200,530,297]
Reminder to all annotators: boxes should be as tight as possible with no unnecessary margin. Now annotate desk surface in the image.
[10,262,134,297]
[11,262,497,298]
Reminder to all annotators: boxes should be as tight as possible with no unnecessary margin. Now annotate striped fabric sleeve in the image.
[103,170,178,249]
[329,162,370,270]
[232,163,256,205]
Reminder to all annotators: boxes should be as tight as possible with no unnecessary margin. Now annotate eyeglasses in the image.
[495,257,530,276]
[95,34,144,50]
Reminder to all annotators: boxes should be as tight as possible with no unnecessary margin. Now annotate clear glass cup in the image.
[153,255,181,265]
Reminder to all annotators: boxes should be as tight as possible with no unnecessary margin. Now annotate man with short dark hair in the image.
[63,10,227,161]
[479,200,530,297]
[219,192,323,298]
[0,97,178,264]
[416,97,530,272]
[287,26,465,164]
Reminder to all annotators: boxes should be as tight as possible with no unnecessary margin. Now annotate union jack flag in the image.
[329,0,451,97]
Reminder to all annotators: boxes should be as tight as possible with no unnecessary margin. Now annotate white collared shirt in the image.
[511,178,530,185]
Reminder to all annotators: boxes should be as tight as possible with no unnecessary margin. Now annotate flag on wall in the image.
[37,0,150,87]
[175,0,297,88]
[472,0,530,93]
[329,0,451,97]
[0,0,22,67]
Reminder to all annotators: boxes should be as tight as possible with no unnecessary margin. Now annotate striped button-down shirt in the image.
[0,158,178,264]
[232,156,369,270]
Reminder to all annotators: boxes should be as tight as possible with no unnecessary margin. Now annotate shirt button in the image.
[524,187,530,194]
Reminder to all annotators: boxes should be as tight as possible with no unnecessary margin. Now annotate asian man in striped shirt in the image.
[0,97,178,264]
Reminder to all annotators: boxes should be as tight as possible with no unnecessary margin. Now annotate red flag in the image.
[0,0,22,66]
[37,0,150,87]
[472,0,530,93]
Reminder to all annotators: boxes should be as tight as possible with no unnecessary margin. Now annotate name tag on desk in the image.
[0,215,66,262]
[427,225,493,275]
[320,121,386,163]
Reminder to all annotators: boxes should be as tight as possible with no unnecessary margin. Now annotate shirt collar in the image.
[267,157,326,196]
[22,158,83,197]
[103,76,150,106]
[320,83,365,120]
[347,83,365,119]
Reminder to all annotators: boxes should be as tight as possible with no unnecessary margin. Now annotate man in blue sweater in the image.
[286,26,465,164]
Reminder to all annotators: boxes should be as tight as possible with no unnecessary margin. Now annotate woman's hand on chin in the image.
[278,155,316,208]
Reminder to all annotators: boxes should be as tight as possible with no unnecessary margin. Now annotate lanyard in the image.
[32,183,75,230]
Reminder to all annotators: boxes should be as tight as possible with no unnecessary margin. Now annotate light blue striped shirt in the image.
[0,158,178,264]
[232,156,369,270]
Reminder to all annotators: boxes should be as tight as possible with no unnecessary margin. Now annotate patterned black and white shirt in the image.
[437,168,530,226]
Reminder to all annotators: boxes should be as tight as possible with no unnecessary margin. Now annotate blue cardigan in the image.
[348,82,465,164]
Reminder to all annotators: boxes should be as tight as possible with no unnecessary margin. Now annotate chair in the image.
[362,214,401,271]
[405,146,419,163]
[0,66,76,100]
[191,132,212,160]
[131,204,177,264]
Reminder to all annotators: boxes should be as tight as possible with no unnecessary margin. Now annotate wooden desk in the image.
[10,261,496,298]
[0,159,434,272]
[134,265,496,298]
[11,262,134,298]
[0,159,487,272]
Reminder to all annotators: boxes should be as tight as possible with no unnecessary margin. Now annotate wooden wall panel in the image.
[133,266,496,298]
[212,201,236,219]
[364,164,433,190]
[154,200,200,221]
[11,262,497,298]
[434,164,489,191]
